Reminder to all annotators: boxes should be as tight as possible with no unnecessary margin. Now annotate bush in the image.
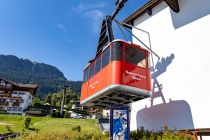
[50,112,56,117]
[130,126,193,140]
[50,111,62,118]
[6,125,12,132]
[17,130,108,140]
[72,125,81,132]
[24,117,31,129]
[64,111,69,118]
[56,112,62,118]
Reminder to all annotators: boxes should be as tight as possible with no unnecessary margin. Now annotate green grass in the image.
[0,115,108,140]
[0,115,193,140]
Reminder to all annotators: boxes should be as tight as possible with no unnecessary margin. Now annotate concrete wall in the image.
[131,0,210,132]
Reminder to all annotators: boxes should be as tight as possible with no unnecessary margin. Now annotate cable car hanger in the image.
[114,19,160,59]
[96,0,128,56]
[96,0,160,67]
[113,19,160,70]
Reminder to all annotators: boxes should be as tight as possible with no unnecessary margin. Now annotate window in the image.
[125,46,146,68]
[111,42,123,61]
[83,68,89,83]
[19,92,25,95]
[95,56,102,74]
[102,47,110,68]
[89,63,95,79]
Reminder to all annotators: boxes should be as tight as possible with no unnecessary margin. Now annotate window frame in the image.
[83,67,89,83]
[111,41,123,61]
[102,47,111,68]
[125,46,147,68]
[89,62,95,79]
[95,55,102,74]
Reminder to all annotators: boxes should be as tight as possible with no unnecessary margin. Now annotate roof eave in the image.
[124,0,163,25]
[123,0,179,25]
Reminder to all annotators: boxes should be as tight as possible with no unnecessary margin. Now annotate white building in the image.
[0,77,38,115]
[124,0,210,133]
[7,91,32,114]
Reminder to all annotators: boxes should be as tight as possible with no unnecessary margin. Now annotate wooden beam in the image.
[164,0,180,13]
[146,8,152,16]
[0,87,12,91]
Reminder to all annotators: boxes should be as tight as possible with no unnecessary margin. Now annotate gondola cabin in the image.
[80,40,152,108]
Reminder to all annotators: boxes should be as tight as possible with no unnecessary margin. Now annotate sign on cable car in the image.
[80,39,152,108]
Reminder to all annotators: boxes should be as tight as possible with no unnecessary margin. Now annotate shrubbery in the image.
[130,126,193,140]
[72,125,81,132]
[18,130,108,140]
[24,117,31,129]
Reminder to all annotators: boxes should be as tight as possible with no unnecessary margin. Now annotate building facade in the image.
[124,0,210,131]
[6,91,32,114]
[0,77,37,114]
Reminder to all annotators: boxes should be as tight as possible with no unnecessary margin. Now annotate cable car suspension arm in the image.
[96,0,128,56]
[114,19,160,60]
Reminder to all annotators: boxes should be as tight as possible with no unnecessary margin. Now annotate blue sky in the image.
[0,0,148,81]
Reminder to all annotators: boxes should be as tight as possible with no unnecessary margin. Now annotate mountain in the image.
[0,54,82,98]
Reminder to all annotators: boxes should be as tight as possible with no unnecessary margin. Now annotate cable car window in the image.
[89,63,95,79]
[83,68,89,83]
[95,56,102,74]
[125,47,146,68]
[111,42,123,61]
[102,47,110,68]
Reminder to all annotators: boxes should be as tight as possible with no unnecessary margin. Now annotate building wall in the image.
[7,91,32,114]
[131,0,210,131]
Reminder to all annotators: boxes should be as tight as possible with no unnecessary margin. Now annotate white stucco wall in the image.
[7,91,32,113]
[131,0,210,132]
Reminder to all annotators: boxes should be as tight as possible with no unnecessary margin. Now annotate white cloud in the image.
[55,24,67,32]
[71,3,106,13]
[85,9,104,21]
[85,9,104,32]
[70,2,106,33]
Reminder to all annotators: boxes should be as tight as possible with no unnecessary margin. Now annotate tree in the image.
[44,94,52,104]
[49,89,79,109]
[32,97,43,106]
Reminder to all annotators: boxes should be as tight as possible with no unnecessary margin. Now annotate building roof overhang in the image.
[124,0,179,25]
[0,77,38,96]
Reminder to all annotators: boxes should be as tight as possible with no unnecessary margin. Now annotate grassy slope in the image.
[0,115,194,140]
[0,115,108,140]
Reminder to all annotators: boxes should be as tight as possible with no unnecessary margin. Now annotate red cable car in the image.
[80,39,152,108]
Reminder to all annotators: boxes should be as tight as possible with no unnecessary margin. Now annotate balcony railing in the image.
[0,101,8,106]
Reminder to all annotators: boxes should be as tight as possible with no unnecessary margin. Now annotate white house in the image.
[0,77,38,115]
[7,91,33,114]
[124,0,210,134]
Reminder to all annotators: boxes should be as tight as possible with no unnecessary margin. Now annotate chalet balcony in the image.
[0,105,7,111]
[0,101,8,106]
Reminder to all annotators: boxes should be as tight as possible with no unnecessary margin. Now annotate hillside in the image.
[0,55,82,97]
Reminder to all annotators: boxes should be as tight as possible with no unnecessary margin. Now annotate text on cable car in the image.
[126,70,146,81]
[89,80,99,89]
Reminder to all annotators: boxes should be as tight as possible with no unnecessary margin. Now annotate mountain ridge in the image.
[0,54,82,98]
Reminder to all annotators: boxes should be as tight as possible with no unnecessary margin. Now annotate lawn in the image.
[0,115,108,140]
[0,115,194,140]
